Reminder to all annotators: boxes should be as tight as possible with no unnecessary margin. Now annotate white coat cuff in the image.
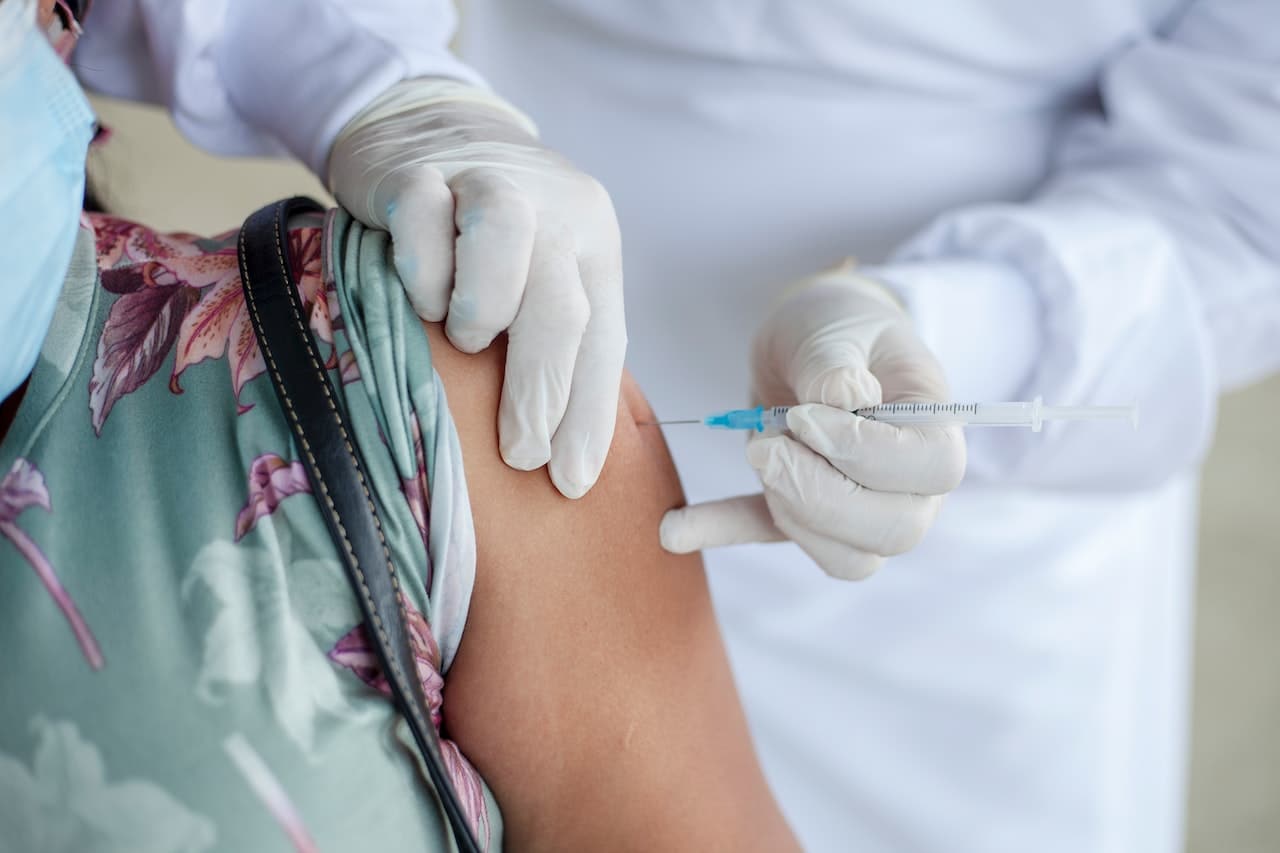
[208,2,488,174]
[864,259,1043,403]
[217,48,485,178]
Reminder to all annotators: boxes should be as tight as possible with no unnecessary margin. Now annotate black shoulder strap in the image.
[238,197,480,853]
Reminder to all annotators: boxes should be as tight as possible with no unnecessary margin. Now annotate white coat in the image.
[77,2,1280,851]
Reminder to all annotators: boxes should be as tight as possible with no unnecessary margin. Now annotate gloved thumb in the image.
[659,494,787,554]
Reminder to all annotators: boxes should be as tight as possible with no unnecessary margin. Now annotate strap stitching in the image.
[238,205,430,738]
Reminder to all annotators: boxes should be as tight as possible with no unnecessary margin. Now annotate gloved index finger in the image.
[785,403,966,495]
[383,165,455,323]
[447,168,536,353]
[498,234,588,471]
[546,252,628,499]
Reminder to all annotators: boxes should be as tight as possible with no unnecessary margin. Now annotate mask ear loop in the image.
[53,0,91,28]
[48,0,107,146]
[48,0,83,62]
[63,0,92,21]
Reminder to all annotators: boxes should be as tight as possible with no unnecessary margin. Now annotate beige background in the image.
[87,93,1280,852]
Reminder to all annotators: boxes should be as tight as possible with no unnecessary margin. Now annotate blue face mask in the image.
[0,0,96,402]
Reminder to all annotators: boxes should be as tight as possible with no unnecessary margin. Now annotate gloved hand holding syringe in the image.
[642,397,1139,433]
[658,266,1137,581]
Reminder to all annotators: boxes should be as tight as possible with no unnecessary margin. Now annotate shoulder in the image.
[424,327,798,850]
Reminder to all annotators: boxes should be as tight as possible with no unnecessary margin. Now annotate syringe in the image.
[643,398,1139,433]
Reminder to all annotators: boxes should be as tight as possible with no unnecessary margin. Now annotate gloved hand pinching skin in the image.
[327,78,626,499]
[660,269,967,579]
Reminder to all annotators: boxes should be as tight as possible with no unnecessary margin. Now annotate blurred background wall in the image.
[87,93,1280,853]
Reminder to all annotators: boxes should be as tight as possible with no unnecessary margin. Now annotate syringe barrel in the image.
[759,406,790,431]
[856,400,1047,429]
[772,402,1036,429]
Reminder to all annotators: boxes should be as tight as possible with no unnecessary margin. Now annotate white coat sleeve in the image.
[866,0,1280,492]
[75,0,485,174]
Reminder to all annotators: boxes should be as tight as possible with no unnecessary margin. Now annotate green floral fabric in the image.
[0,209,500,852]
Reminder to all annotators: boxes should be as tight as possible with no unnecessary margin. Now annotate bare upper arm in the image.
[422,325,797,852]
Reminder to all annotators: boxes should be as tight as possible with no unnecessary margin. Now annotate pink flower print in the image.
[328,602,491,845]
[89,215,241,433]
[329,603,444,723]
[89,263,202,434]
[171,225,332,412]
[440,740,492,850]
[89,215,146,269]
[338,351,361,385]
[223,733,318,853]
[234,454,312,541]
[289,225,330,343]
[170,272,259,409]
[401,419,430,562]
[89,213,226,272]
[89,217,334,431]
[0,460,104,670]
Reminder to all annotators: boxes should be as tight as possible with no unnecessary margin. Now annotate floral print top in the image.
[0,209,499,852]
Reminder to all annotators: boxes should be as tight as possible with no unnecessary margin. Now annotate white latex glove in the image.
[327,79,626,499]
[660,268,967,579]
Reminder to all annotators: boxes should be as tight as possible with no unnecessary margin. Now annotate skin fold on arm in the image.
[423,324,799,852]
